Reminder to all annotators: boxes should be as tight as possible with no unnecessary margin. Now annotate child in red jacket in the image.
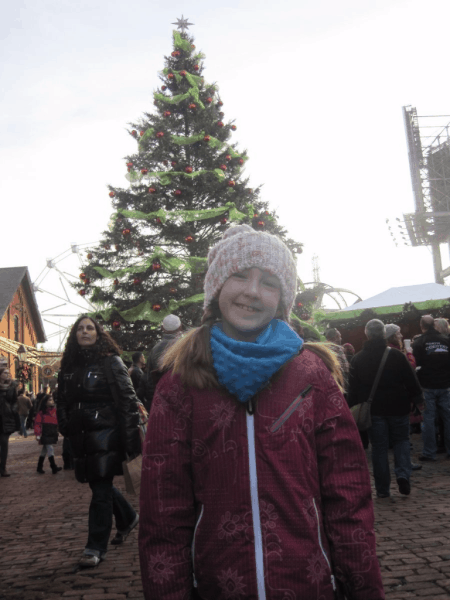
[34,393,62,474]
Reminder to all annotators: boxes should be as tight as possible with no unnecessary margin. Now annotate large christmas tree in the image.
[77,20,304,351]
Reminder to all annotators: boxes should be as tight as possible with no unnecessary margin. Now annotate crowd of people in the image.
[3,225,450,598]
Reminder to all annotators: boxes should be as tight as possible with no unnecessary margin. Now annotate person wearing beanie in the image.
[139,225,385,600]
[137,314,183,410]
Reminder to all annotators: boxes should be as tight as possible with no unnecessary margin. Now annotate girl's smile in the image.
[218,267,281,342]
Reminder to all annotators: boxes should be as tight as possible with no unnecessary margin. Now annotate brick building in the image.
[0,266,46,392]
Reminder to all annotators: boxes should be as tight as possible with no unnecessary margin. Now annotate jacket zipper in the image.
[192,504,204,588]
[312,498,336,592]
[269,385,312,433]
[246,411,266,599]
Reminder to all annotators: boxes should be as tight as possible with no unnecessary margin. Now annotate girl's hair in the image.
[435,318,450,336]
[38,394,51,414]
[60,315,121,372]
[161,319,344,393]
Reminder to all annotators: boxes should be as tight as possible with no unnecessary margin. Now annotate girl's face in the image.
[218,267,282,342]
[47,398,55,408]
[76,318,98,348]
[0,369,11,383]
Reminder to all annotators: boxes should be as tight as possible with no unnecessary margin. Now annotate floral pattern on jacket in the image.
[138,348,385,600]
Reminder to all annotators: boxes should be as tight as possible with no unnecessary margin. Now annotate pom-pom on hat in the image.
[204,224,297,322]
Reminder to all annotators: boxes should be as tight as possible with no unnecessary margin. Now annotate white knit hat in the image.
[385,323,400,339]
[203,224,297,321]
[162,314,181,332]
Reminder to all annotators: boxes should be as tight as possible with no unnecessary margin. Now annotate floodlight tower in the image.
[402,106,450,283]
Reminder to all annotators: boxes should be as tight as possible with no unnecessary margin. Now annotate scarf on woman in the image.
[210,319,303,403]
[0,382,11,391]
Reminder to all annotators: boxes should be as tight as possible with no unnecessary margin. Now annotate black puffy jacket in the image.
[0,385,19,435]
[57,351,141,483]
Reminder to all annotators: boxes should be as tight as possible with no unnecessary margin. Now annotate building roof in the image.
[0,267,46,342]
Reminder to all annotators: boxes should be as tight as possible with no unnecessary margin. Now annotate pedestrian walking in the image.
[139,224,385,600]
[348,319,423,498]
[34,393,62,474]
[17,391,32,437]
[0,367,19,477]
[128,351,145,392]
[57,315,141,568]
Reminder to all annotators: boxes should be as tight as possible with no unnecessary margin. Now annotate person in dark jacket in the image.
[0,367,19,477]
[57,315,141,569]
[34,393,62,474]
[412,315,450,461]
[137,314,182,409]
[348,319,423,498]
[128,352,145,392]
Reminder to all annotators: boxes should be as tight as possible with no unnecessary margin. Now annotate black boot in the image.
[37,456,45,474]
[48,456,62,474]
[62,452,73,470]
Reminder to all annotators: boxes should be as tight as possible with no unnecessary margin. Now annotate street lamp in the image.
[17,345,27,362]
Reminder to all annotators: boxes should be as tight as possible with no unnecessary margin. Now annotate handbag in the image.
[350,347,390,431]
[122,454,143,496]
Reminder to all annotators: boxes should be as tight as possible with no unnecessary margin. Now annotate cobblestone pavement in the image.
[2,431,450,599]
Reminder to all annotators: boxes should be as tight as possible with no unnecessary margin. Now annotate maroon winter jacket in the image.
[139,348,385,600]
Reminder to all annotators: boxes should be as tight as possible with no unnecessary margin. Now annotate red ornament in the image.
[139,130,144,136]
[115,244,119,251]
[84,278,91,285]
[156,131,164,138]
[148,187,157,194]
[217,100,223,107]
[297,302,303,307]
[122,228,131,236]
[126,162,133,168]
[171,51,180,57]
[171,161,177,167]
[163,110,171,117]
[220,164,227,171]
[141,168,148,175]
[239,159,244,165]
[113,279,119,286]
[185,235,194,243]
[112,320,121,329]
[161,85,167,91]
[264,211,270,215]
[193,64,199,71]
[152,304,161,312]
[206,97,213,104]
[155,217,162,224]
[104,244,110,250]
[248,189,254,194]
[185,166,193,173]
[220,218,228,225]
[174,189,182,196]
[203,135,211,142]
[191,44,196,48]
[179,70,187,76]
[109,191,115,198]
[231,125,237,131]
[87,253,93,259]
[227,180,236,187]
[257,220,265,228]
[225,154,231,161]
[168,73,174,80]
[253,213,258,218]
[79,289,86,296]
[131,130,137,137]
[163,160,168,166]
[169,288,177,295]
[133,278,141,285]
[217,121,224,127]
[189,103,197,110]
[152,263,161,271]
[79,273,86,280]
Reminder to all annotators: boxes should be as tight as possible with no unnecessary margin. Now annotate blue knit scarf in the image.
[210,319,303,403]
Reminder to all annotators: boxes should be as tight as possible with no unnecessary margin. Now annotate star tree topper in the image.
[171,15,194,34]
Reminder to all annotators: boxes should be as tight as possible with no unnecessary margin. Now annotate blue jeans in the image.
[422,388,450,459]
[19,415,28,437]
[370,415,411,497]
[85,479,136,557]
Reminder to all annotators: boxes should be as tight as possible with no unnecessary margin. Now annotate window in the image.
[14,316,19,342]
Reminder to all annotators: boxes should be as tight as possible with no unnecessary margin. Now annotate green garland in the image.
[117,201,253,224]
[126,167,225,184]
[172,31,193,53]
[91,292,205,324]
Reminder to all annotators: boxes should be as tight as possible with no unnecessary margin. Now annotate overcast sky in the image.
[2,0,450,347]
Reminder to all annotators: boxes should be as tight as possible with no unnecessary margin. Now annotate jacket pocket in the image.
[270,385,312,432]
[192,504,204,588]
[312,498,336,593]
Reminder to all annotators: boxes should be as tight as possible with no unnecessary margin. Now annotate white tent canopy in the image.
[343,283,450,312]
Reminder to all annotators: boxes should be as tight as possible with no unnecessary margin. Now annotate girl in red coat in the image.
[139,225,385,600]
[34,392,62,474]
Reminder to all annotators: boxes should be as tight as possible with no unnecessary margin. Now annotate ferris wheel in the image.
[33,242,100,351]
[301,282,363,311]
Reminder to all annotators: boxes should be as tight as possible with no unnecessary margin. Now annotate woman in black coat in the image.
[57,315,141,568]
[0,367,19,477]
